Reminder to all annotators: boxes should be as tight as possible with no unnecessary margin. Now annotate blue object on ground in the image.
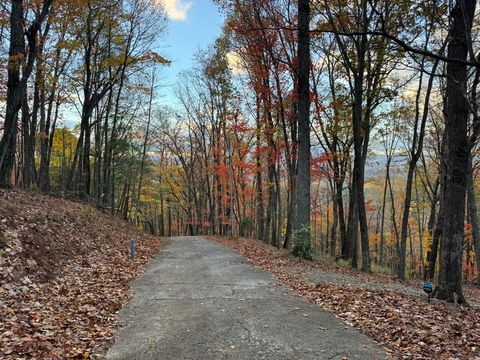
[423,282,433,294]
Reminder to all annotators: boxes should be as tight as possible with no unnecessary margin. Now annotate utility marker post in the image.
[130,239,136,261]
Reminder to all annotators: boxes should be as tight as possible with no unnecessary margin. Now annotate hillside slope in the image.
[0,190,163,359]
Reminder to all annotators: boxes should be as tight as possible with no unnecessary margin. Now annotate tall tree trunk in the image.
[414,177,425,277]
[284,165,296,249]
[22,93,36,189]
[387,166,400,271]
[467,154,480,282]
[379,160,389,267]
[344,18,368,268]
[0,0,25,188]
[429,194,443,281]
[93,106,102,200]
[344,175,358,264]
[159,195,165,237]
[168,201,172,237]
[38,36,63,193]
[330,180,338,257]
[0,0,52,188]
[337,176,347,254]
[358,129,371,272]
[434,0,476,304]
[293,0,312,259]
[81,104,93,197]
[428,134,446,281]
[255,108,265,241]
[37,84,51,192]
[134,74,155,223]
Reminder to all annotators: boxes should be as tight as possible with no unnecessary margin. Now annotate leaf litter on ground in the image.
[0,190,163,359]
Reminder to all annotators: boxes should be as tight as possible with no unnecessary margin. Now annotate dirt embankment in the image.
[0,189,163,359]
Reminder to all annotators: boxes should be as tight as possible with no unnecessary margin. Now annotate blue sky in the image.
[157,0,225,106]
[61,1,222,128]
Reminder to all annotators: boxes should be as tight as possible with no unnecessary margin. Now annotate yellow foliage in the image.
[50,127,77,170]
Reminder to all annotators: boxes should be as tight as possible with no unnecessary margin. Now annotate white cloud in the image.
[160,0,192,21]
[226,51,246,75]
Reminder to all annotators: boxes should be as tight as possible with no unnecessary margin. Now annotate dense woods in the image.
[1,0,480,304]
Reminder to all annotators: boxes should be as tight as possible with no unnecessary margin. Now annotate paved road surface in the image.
[106,236,386,359]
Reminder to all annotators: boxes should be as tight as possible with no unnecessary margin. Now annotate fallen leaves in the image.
[214,236,480,360]
[0,190,163,359]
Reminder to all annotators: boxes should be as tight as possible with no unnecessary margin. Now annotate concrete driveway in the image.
[106,236,386,360]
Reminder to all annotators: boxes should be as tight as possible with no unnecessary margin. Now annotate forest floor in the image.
[1,188,479,360]
[0,190,163,359]
[213,236,480,360]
